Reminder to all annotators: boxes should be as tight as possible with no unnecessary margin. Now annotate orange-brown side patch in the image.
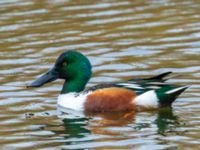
[84,87,136,112]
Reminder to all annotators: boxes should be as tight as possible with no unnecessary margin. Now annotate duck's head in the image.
[28,50,92,94]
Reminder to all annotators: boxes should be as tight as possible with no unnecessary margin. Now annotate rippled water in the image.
[0,0,200,149]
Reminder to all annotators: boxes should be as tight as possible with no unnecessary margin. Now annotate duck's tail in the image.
[156,85,189,107]
[129,71,172,82]
[145,71,172,81]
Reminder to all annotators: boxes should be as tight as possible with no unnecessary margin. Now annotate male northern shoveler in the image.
[28,50,188,112]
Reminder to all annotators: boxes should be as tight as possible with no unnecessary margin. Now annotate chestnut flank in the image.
[85,88,136,112]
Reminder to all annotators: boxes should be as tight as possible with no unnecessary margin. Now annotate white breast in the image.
[57,92,89,111]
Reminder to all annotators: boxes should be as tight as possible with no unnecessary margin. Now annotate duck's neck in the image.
[61,78,88,94]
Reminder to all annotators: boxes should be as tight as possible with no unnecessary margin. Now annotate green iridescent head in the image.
[28,50,92,94]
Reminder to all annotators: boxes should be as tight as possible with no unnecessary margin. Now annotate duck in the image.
[28,50,188,112]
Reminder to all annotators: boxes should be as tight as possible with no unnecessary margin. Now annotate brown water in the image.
[0,0,200,149]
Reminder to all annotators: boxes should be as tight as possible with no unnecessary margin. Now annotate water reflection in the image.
[62,118,90,138]
[154,108,179,135]
[53,108,180,149]
[7,108,181,149]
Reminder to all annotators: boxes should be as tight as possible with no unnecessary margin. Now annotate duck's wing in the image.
[112,80,169,95]
[85,72,172,93]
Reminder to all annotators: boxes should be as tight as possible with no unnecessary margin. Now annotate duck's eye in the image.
[62,62,67,67]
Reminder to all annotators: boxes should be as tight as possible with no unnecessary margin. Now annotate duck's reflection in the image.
[154,107,179,135]
[61,117,90,138]
[56,107,179,138]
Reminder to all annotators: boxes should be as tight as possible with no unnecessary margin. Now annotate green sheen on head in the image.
[57,50,92,94]
[28,50,92,94]
[55,51,91,79]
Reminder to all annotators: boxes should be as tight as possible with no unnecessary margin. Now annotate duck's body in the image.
[58,88,158,112]
[28,50,188,112]
[57,77,187,112]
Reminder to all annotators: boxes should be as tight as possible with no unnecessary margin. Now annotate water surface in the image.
[0,0,200,149]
